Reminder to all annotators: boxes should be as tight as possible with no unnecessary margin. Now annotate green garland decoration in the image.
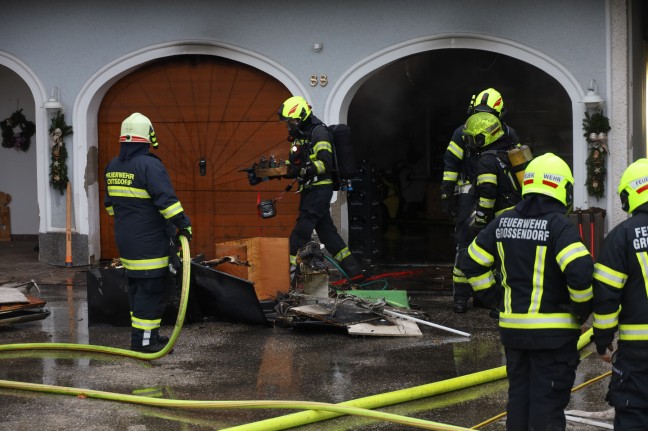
[49,112,73,195]
[582,111,611,199]
[1,109,36,152]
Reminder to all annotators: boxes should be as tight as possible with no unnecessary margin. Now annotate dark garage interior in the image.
[347,48,573,266]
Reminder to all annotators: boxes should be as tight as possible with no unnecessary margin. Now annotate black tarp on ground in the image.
[86,261,268,327]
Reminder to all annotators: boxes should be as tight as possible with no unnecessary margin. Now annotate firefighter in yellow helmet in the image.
[278,96,363,284]
[441,88,520,313]
[104,113,192,352]
[450,111,522,314]
[462,153,593,430]
[593,158,648,429]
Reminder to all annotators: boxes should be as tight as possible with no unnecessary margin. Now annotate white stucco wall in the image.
[607,0,631,227]
[0,67,39,235]
[0,0,623,262]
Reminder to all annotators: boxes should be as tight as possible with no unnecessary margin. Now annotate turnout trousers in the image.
[128,275,168,348]
[452,191,477,304]
[607,346,648,430]
[505,343,579,431]
[289,185,362,278]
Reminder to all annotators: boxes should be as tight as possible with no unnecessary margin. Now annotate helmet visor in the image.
[464,132,486,148]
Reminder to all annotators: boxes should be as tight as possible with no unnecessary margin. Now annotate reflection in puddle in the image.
[256,335,298,399]
[453,335,506,376]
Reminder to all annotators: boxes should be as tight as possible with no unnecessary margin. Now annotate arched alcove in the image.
[326,35,586,265]
[74,41,310,261]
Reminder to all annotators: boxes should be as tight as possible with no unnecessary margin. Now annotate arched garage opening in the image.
[97,55,294,259]
[346,49,572,265]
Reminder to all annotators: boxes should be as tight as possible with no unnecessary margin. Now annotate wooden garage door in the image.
[98,55,296,260]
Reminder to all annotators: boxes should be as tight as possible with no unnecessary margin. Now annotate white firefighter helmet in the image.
[119,113,159,148]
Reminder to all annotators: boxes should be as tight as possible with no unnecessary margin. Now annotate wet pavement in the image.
[0,240,614,430]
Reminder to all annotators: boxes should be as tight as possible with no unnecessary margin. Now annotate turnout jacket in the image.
[441,123,519,198]
[104,143,191,278]
[285,115,333,191]
[463,195,594,349]
[593,206,648,352]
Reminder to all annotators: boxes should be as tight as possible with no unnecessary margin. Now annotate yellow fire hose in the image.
[219,329,595,431]
[0,236,191,360]
[0,235,471,430]
[0,378,473,431]
[0,254,599,431]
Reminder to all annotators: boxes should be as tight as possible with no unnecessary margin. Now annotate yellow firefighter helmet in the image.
[462,112,504,149]
[278,96,312,123]
[471,87,505,117]
[618,158,648,213]
[522,153,574,209]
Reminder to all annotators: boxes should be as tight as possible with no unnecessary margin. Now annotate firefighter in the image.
[462,153,593,430]
[451,111,522,313]
[593,158,648,429]
[441,88,519,313]
[277,96,363,283]
[104,113,192,353]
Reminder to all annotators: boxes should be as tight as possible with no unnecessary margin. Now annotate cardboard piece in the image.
[215,237,289,301]
[347,318,423,337]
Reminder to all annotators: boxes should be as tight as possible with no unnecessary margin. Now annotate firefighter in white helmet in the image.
[462,153,593,430]
[104,113,192,353]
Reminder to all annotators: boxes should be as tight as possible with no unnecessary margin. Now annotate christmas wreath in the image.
[49,112,73,194]
[582,111,611,199]
[1,109,36,152]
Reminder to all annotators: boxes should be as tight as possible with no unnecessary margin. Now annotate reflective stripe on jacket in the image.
[463,196,593,349]
[104,143,190,278]
[286,116,333,191]
[593,209,648,350]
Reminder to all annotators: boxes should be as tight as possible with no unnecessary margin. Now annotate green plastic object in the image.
[339,290,410,309]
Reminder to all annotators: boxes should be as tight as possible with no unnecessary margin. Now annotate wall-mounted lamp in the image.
[42,87,64,113]
[580,79,604,111]
[313,42,323,52]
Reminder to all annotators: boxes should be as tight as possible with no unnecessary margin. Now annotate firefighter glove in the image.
[473,210,488,230]
[440,193,451,214]
[247,169,261,186]
[440,182,458,217]
[285,164,299,179]
[175,226,192,243]
[593,331,614,355]
[596,343,615,361]
[298,162,315,179]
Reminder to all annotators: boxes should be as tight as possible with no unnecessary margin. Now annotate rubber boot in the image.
[154,329,169,345]
[453,298,469,314]
[452,280,472,314]
[130,328,172,353]
[338,255,364,281]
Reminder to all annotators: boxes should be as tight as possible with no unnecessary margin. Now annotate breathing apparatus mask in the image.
[286,118,311,140]
[279,96,312,140]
